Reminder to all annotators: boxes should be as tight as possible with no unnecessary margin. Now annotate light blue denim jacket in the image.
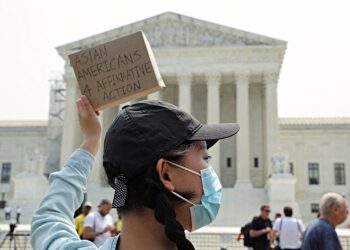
[31,148,119,250]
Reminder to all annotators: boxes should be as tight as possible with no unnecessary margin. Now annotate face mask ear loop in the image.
[171,191,196,206]
[167,161,201,176]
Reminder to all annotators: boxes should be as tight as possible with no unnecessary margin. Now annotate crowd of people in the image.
[74,199,123,247]
[3,205,22,224]
[28,96,349,249]
[238,192,348,250]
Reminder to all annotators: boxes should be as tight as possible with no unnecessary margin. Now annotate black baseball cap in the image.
[103,100,239,181]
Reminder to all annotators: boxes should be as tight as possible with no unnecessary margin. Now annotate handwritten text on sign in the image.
[68,31,164,110]
[73,46,153,101]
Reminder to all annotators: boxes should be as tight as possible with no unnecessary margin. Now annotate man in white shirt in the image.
[4,205,11,220]
[83,199,115,247]
[16,206,21,224]
[273,206,304,250]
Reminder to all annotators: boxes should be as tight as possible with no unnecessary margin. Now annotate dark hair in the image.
[260,205,270,211]
[104,141,195,250]
[283,206,293,217]
[275,213,282,218]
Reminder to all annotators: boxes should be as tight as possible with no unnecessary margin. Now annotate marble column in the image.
[264,73,279,182]
[92,106,119,184]
[148,91,161,100]
[206,72,221,176]
[177,72,192,113]
[59,70,83,167]
[235,72,252,188]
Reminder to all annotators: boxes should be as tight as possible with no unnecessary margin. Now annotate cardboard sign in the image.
[68,31,165,110]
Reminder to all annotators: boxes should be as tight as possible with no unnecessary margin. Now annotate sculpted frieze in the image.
[141,20,269,47]
[64,17,274,54]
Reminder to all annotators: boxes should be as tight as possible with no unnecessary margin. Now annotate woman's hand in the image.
[76,95,101,155]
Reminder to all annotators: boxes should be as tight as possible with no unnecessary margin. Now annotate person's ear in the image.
[331,205,339,215]
[156,159,175,192]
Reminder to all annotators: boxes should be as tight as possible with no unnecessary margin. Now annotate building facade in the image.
[1,12,349,226]
[0,121,48,184]
[0,120,48,213]
[280,118,350,223]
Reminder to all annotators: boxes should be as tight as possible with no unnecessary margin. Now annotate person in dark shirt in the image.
[250,205,273,250]
[302,192,348,250]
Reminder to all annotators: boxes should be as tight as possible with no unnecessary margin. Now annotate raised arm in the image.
[77,95,101,155]
[30,96,101,250]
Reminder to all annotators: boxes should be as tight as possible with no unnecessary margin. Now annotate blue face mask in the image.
[167,161,222,231]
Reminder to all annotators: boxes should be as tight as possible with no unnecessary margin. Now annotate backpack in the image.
[242,222,254,247]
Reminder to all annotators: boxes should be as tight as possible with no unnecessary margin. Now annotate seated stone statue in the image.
[271,149,289,174]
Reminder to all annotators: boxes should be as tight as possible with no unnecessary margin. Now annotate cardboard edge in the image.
[141,31,166,88]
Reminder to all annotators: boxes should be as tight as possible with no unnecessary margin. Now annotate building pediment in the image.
[57,12,286,55]
[137,14,275,48]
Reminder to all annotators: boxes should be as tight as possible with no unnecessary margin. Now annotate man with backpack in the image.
[249,205,273,250]
[273,206,304,250]
[239,220,255,249]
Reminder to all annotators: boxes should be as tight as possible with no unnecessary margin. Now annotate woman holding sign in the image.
[31,95,239,250]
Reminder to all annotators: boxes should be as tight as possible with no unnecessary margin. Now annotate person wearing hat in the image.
[30,95,239,250]
[75,202,92,239]
[82,199,115,247]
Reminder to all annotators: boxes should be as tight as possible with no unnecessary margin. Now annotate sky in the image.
[0,0,349,120]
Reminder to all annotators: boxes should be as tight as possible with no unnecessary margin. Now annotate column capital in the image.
[176,72,192,84]
[235,71,250,85]
[205,71,221,84]
[264,72,279,85]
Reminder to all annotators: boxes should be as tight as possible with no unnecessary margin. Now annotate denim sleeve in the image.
[30,148,98,250]
[322,229,342,250]
[302,227,342,250]
[302,231,320,250]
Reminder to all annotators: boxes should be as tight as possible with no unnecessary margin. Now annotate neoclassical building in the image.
[1,12,350,226]
[56,12,284,189]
